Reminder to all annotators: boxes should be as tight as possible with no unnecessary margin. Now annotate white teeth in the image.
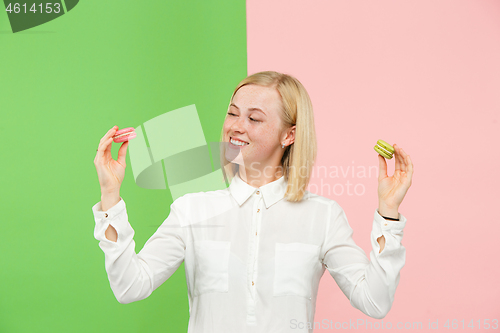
[230,138,249,146]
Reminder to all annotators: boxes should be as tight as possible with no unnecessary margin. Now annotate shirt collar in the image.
[229,172,287,209]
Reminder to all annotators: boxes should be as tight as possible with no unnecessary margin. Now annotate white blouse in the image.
[92,173,407,333]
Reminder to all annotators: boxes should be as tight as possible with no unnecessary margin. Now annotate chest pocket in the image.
[193,240,230,297]
[274,242,320,299]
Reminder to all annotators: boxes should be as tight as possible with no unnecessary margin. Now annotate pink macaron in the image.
[113,127,137,143]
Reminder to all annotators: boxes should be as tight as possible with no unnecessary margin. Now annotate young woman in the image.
[93,71,413,332]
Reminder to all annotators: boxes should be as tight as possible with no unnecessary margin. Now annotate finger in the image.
[393,144,403,172]
[378,154,388,180]
[408,155,413,181]
[105,135,114,154]
[399,147,409,169]
[404,151,413,184]
[398,147,408,165]
[100,125,118,144]
[398,146,406,171]
[117,140,129,166]
[97,137,114,159]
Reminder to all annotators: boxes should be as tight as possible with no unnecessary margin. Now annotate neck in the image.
[238,165,283,188]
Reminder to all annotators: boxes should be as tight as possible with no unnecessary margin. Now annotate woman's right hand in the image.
[94,125,130,195]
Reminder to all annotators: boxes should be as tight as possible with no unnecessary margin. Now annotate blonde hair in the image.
[219,71,317,202]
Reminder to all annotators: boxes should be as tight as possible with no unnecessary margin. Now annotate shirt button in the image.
[384,222,388,226]
[252,281,254,286]
[104,213,108,218]
[257,209,260,213]
[256,191,260,195]
[255,231,257,236]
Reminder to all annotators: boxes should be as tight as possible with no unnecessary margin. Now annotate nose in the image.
[230,115,245,134]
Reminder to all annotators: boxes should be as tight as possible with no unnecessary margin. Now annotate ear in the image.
[282,125,296,145]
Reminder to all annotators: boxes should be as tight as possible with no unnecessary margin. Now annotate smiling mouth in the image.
[229,137,249,147]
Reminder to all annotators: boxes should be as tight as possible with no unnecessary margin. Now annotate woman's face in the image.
[223,84,292,175]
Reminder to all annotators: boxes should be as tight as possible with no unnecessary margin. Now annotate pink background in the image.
[247,0,500,330]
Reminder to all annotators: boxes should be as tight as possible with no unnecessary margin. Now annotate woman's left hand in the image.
[377,144,414,215]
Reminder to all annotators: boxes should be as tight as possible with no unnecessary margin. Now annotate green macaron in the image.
[374,139,395,159]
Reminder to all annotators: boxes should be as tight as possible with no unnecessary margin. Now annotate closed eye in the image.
[227,112,260,123]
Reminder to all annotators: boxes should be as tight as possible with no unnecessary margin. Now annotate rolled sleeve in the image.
[91,197,187,304]
[92,198,132,245]
[372,209,407,257]
[321,202,407,319]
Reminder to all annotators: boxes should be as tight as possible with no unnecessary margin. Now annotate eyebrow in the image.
[230,103,266,115]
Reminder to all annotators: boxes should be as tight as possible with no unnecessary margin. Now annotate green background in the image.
[0,1,246,332]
